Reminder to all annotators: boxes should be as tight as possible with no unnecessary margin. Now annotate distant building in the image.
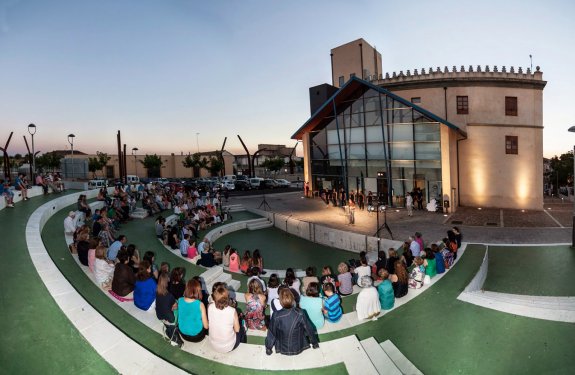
[235,144,300,177]
[293,38,546,211]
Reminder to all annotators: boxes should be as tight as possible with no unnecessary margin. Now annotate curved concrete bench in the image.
[457,246,575,323]
[29,192,435,374]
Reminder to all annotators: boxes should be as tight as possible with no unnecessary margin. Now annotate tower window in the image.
[505,136,518,154]
[505,96,518,116]
[456,96,468,114]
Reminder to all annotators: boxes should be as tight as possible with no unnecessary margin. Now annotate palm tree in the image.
[182,153,199,177]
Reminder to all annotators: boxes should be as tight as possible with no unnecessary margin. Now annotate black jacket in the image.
[265,307,319,355]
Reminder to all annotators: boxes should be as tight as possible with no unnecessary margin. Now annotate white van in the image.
[88,179,108,190]
[249,177,264,189]
[222,175,237,182]
[126,175,140,185]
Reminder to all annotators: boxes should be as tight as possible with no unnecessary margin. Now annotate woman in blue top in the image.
[377,269,395,310]
[299,282,324,329]
[177,279,208,342]
[134,260,157,311]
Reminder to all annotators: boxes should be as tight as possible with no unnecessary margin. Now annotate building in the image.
[292,39,546,211]
[235,144,301,177]
[64,150,235,179]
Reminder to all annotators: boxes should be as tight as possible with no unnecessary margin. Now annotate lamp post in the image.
[196,132,200,153]
[27,123,36,179]
[568,126,575,247]
[67,134,75,157]
[132,147,139,176]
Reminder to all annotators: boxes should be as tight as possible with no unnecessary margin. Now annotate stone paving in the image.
[230,192,573,245]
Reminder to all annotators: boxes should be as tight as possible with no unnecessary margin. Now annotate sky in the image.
[0,0,573,158]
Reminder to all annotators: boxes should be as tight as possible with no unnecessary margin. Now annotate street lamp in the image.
[567,126,575,247]
[196,132,200,153]
[27,123,36,179]
[132,147,139,176]
[67,134,75,157]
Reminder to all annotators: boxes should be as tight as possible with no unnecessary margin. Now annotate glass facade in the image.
[310,87,443,207]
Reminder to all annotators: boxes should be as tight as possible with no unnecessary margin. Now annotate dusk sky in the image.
[0,0,573,158]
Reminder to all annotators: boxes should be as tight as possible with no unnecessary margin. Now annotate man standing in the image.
[180,234,190,257]
[107,235,127,261]
[406,193,413,217]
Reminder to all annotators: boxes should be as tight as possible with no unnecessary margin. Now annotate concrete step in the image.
[247,222,273,230]
[380,340,423,375]
[130,208,149,219]
[200,265,224,285]
[228,278,241,291]
[478,292,575,310]
[360,337,402,375]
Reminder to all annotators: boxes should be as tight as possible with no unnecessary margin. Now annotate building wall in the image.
[331,38,382,87]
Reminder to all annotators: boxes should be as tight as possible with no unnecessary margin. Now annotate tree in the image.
[88,152,110,178]
[260,157,285,174]
[35,152,63,172]
[549,151,573,193]
[207,157,224,176]
[140,154,163,178]
[198,156,209,177]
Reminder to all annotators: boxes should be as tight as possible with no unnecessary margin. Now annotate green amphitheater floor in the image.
[6,195,575,374]
[483,245,575,296]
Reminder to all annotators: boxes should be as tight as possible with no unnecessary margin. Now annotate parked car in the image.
[222,181,235,190]
[88,179,108,190]
[261,179,278,189]
[235,180,251,191]
[249,177,264,189]
[274,179,291,188]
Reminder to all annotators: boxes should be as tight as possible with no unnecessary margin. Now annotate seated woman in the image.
[228,248,240,272]
[187,240,198,260]
[408,256,426,289]
[377,269,395,310]
[155,272,180,345]
[265,287,319,356]
[178,279,209,342]
[355,276,381,320]
[354,256,372,287]
[94,244,115,288]
[222,245,231,267]
[390,261,409,298]
[77,194,92,218]
[244,279,267,331]
[252,249,265,274]
[111,249,136,297]
[299,282,324,329]
[239,250,252,274]
[208,284,244,352]
[301,266,319,295]
[134,260,157,311]
[283,268,301,299]
[168,267,186,299]
[337,262,353,296]
[126,244,140,274]
[432,244,446,274]
[424,248,437,279]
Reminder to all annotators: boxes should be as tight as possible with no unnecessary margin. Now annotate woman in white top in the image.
[355,276,381,320]
[354,256,372,287]
[94,245,115,288]
[208,284,245,353]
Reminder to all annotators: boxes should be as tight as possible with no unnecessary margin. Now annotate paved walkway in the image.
[230,192,572,244]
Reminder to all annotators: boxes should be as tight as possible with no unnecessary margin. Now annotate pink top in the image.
[187,246,198,259]
[88,249,96,273]
[229,253,239,272]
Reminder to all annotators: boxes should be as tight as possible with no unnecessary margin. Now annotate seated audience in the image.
[228,248,239,272]
[244,279,267,331]
[322,283,343,323]
[134,260,157,311]
[354,256,372,286]
[299,282,324,329]
[178,279,209,342]
[94,244,115,288]
[355,276,381,320]
[168,267,186,299]
[265,287,319,355]
[301,266,319,295]
[337,262,353,296]
[208,284,245,352]
[377,269,395,310]
[408,257,425,289]
[390,261,409,298]
[112,249,136,297]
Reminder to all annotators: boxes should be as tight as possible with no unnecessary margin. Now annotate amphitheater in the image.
[2,186,574,374]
